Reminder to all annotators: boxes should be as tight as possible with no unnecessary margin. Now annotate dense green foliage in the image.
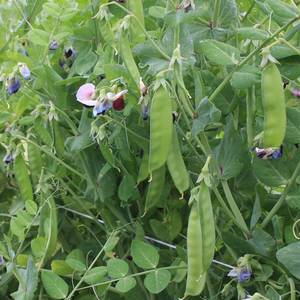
[1,0,300,299]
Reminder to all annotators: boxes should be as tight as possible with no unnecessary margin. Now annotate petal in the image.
[107,89,128,101]
[76,83,95,103]
[93,99,113,117]
[113,96,125,111]
[8,78,21,95]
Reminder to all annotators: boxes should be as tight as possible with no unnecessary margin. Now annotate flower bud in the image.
[8,78,21,95]
[18,63,31,80]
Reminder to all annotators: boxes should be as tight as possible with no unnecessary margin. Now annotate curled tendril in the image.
[292,219,300,240]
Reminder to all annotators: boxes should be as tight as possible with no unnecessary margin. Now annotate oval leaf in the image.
[31,237,46,258]
[85,267,107,285]
[237,28,269,40]
[144,269,171,294]
[131,240,159,269]
[25,200,37,215]
[115,277,136,293]
[41,271,68,299]
[107,259,129,278]
[66,259,86,271]
[28,29,50,46]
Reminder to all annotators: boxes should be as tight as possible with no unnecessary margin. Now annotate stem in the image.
[12,0,33,29]
[288,278,296,300]
[212,0,221,28]
[209,16,299,104]
[280,38,300,56]
[246,86,256,148]
[18,89,40,105]
[174,25,179,50]
[13,264,26,291]
[241,0,256,24]
[261,160,300,228]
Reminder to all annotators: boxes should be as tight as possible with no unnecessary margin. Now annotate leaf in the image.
[248,227,275,256]
[41,271,69,299]
[107,259,129,278]
[65,130,94,152]
[104,237,119,253]
[66,249,86,265]
[285,108,300,144]
[54,76,83,86]
[85,267,107,285]
[286,185,300,209]
[43,3,61,16]
[149,6,165,18]
[250,185,267,230]
[115,277,137,293]
[66,259,86,271]
[6,52,33,69]
[231,65,262,90]
[237,27,269,40]
[60,8,77,22]
[191,97,221,138]
[53,26,74,40]
[28,29,50,46]
[10,217,24,236]
[198,40,240,65]
[144,269,171,293]
[270,44,300,59]
[31,237,46,258]
[118,174,136,202]
[25,256,38,299]
[277,241,300,279]
[75,52,97,75]
[150,219,171,243]
[252,156,289,187]
[51,260,74,275]
[131,240,159,269]
[213,115,244,180]
[166,210,182,241]
[267,0,299,19]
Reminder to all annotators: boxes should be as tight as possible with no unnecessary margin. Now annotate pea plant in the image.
[1,0,300,299]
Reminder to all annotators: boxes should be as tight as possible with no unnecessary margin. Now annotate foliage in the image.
[1,0,300,299]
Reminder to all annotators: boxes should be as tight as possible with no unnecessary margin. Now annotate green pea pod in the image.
[185,201,205,296]
[144,164,165,211]
[193,69,206,108]
[167,125,189,194]
[52,119,65,158]
[99,137,115,168]
[38,191,58,257]
[34,115,53,147]
[119,27,140,88]
[137,152,149,183]
[128,0,145,44]
[28,137,44,188]
[100,17,115,47]
[197,181,215,275]
[149,85,173,173]
[14,152,34,202]
[262,62,286,149]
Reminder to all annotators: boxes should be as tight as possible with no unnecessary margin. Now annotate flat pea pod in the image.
[167,125,189,194]
[52,119,65,158]
[144,164,165,211]
[149,85,173,173]
[99,137,115,168]
[128,0,145,44]
[119,27,140,88]
[28,137,44,188]
[137,152,149,183]
[34,115,53,147]
[198,181,215,275]
[38,191,58,257]
[185,201,205,296]
[262,62,286,149]
[100,17,115,47]
[14,152,34,202]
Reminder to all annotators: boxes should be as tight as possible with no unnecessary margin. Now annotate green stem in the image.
[12,0,33,29]
[280,38,300,56]
[194,17,211,27]
[103,2,170,60]
[174,25,179,50]
[288,278,296,300]
[209,16,299,104]
[206,273,215,298]
[261,160,300,228]
[18,89,40,105]
[168,0,177,10]
[246,86,256,148]
[212,0,221,28]
[241,0,256,24]
[13,264,26,291]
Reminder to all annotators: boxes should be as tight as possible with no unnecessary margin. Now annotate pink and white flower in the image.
[76,83,96,107]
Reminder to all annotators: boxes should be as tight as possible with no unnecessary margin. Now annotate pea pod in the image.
[144,164,165,211]
[167,125,189,194]
[99,137,115,168]
[119,26,140,88]
[197,181,215,275]
[137,152,149,183]
[28,137,44,188]
[100,17,115,47]
[38,191,58,257]
[262,62,286,149]
[34,115,53,147]
[14,152,34,202]
[52,119,65,158]
[128,0,145,44]
[185,201,206,296]
[149,85,173,173]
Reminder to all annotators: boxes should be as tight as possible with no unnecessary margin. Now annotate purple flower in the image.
[50,41,58,50]
[3,153,12,164]
[8,78,21,95]
[291,89,300,98]
[237,265,251,282]
[0,255,3,266]
[21,47,29,57]
[19,63,30,80]
[65,47,77,58]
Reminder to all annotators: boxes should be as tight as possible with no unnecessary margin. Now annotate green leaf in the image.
[131,240,159,269]
[10,217,24,236]
[60,8,77,22]
[17,210,31,227]
[237,27,269,40]
[148,6,165,18]
[66,259,86,271]
[150,219,171,243]
[285,108,300,144]
[53,26,74,40]
[51,260,74,275]
[115,277,136,293]
[85,267,107,285]
[104,237,119,253]
[277,56,300,80]
[54,76,83,86]
[107,259,129,278]
[166,210,182,241]
[65,130,94,152]
[75,52,97,75]
[277,241,300,279]
[248,227,275,256]
[25,200,37,215]
[213,115,244,180]
[6,52,33,69]
[43,2,61,16]
[231,65,262,90]
[198,40,240,65]
[25,256,38,299]
[118,174,136,202]
[66,249,86,265]
[250,185,267,230]
[191,97,221,138]
[267,0,299,19]
[41,271,69,299]
[28,29,50,46]
[252,156,289,187]
[270,44,300,59]
[144,269,171,293]
[286,185,300,209]
[31,237,46,258]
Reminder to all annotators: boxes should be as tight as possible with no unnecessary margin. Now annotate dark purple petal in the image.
[112,96,125,111]
[237,266,251,282]
[50,41,58,50]
[21,48,29,57]
[3,154,12,164]
[8,78,21,95]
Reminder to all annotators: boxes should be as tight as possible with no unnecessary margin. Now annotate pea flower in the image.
[21,47,29,57]
[50,41,58,50]
[228,256,252,283]
[3,153,12,164]
[65,47,77,58]
[0,255,3,266]
[76,83,97,107]
[138,78,150,119]
[260,47,278,68]
[182,0,195,13]
[8,77,21,95]
[18,63,30,80]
